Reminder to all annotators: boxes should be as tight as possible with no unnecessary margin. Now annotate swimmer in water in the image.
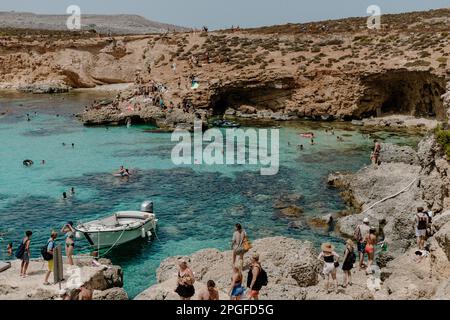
[62,192,67,199]
[298,145,304,150]
[23,160,34,167]
[72,143,75,148]
[70,187,75,196]
[41,160,45,165]
[310,138,315,145]
[62,143,66,146]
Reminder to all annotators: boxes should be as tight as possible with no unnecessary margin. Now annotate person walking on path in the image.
[364,227,378,274]
[354,218,371,270]
[43,231,58,285]
[318,243,340,293]
[341,239,356,288]
[415,207,429,250]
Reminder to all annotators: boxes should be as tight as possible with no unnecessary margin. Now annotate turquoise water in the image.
[0,92,421,298]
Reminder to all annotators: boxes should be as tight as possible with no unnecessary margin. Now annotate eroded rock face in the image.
[136,237,320,300]
[379,143,420,166]
[93,287,128,300]
[435,221,450,261]
[0,258,124,300]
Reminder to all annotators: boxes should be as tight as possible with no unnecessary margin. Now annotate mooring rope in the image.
[360,177,419,215]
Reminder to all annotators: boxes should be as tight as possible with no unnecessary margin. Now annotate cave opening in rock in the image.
[358,71,446,120]
[210,84,294,116]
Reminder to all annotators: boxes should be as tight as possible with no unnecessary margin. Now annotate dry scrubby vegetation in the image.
[435,125,450,159]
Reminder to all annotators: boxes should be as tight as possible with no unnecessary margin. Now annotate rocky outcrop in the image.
[379,143,420,166]
[17,82,71,94]
[330,135,450,299]
[2,10,450,127]
[135,237,321,300]
[0,257,125,300]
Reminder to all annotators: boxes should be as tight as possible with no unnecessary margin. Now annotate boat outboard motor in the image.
[140,201,153,213]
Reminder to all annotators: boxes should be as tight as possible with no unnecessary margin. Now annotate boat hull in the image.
[82,219,156,249]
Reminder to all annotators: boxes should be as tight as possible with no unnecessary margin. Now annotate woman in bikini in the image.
[371,140,382,165]
[229,265,245,300]
[61,222,76,266]
[364,227,378,273]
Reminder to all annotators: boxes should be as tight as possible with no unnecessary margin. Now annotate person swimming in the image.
[23,160,34,167]
[62,192,67,199]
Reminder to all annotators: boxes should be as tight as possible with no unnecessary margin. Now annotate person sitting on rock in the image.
[198,280,219,300]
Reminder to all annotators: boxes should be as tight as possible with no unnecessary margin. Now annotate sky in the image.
[0,0,449,30]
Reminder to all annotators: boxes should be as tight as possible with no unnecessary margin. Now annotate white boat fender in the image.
[147,231,152,238]
[141,227,146,238]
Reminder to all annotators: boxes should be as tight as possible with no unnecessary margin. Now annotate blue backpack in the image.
[15,242,25,259]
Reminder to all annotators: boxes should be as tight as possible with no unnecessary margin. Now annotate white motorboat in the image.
[76,201,158,249]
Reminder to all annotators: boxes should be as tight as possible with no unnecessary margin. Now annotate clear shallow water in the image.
[0,93,422,298]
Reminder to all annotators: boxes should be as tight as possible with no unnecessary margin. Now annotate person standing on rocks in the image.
[364,227,378,274]
[43,231,58,285]
[246,253,267,300]
[61,222,76,266]
[229,265,245,300]
[318,243,340,293]
[174,259,195,300]
[231,223,248,269]
[18,230,32,277]
[341,239,355,288]
[371,140,382,165]
[415,207,429,250]
[354,218,371,270]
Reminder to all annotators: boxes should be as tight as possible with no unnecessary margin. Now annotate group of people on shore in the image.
[173,224,267,300]
[8,222,77,284]
[318,207,434,293]
[317,217,383,293]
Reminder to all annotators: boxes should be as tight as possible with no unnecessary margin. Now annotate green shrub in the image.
[435,125,450,158]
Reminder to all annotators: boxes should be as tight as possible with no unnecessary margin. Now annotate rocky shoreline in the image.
[135,135,450,300]
[0,256,127,300]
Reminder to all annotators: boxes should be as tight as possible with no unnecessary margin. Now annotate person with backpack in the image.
[354,217,370,270]
[341,239,355,288]
[246,253,267,300]
[43,231,58,285]
[16,231,32,277]
[415,207,429,250]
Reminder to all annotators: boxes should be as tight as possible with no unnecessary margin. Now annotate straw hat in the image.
[321,242,335,253]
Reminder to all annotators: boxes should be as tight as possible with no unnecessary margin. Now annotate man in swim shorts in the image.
[354,218,370,270]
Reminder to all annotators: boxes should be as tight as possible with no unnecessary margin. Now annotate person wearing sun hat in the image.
[354,217,371,270]
[318,242,340,293]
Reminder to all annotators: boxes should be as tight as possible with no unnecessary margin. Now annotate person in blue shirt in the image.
[43,231,58,285]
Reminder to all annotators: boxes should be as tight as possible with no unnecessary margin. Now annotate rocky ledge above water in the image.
[328,136,450,299]
[0,256,127,300]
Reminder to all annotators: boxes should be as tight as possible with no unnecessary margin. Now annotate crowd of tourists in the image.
[173,223,267,300]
